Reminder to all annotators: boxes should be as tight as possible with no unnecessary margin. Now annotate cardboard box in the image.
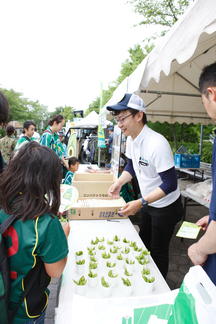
[72,172,116,198]
[68,197,127,220]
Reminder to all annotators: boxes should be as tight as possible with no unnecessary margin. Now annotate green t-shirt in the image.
[0,210,69,323]
[40,126,64,158]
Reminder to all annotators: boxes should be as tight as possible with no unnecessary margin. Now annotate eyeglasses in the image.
[115,113,133,124]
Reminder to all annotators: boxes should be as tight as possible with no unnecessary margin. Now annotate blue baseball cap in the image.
[106,93,146,112]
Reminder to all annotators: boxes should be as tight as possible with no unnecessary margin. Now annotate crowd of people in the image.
[0,62,216,323]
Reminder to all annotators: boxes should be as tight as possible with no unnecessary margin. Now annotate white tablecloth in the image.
[55,218,170,324]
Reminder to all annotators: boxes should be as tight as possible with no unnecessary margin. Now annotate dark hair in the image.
[68,157,79,167]
[23,120,36,130]
[6,125,15,136]
[0,142,62,220]
[112,108,147,125]
[49,115,64,126]
[0,91,9,125]
[199,62,216,95]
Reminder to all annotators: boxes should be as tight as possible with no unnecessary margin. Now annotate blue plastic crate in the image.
[174,153,200,168]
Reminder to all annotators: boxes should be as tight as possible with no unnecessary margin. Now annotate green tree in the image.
[49,105,74,121]
[86,41,154,115]
[0,88,49,130]
[129,0,192,28]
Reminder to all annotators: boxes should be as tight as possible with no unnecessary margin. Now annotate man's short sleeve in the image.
[152,137,174,173]
[38,216,69,264]
[125,136,132,159]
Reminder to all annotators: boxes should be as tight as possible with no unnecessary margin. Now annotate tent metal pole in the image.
[176,72,200,92]
[199,125,204,156]
[98,147,101,167]
[141,89,200,97]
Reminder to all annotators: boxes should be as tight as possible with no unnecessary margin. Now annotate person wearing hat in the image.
[107,93,183,278]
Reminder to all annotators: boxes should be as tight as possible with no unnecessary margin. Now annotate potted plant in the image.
[125,258,135,272]
[136,256,149,266]
[113,235,120,242]
[121,247,130,255]
[110,246,118,254]
[91,237,99,245]
[98,244,106,250]
[73,275,87,295]
[89,261,98,270]
[124,267,134,285]
[76,259,85,274]
[122,237,130,244]
[108,270,118,287]
[142,275,155,293]
[106,261,116,269]
[88,270,98,288]
[100,276,112,297]
[87,247,96,257]
[121,277,132,297]
[116,253,124,270]
[107,239,114,245]
[90,256,97,263]
[75,250,84,261]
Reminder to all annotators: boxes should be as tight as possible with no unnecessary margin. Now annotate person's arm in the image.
[124,158,136,178]
[108,170,132,198]
[44,223,70,278]
[188,220,216,265]
[119,167,176,217]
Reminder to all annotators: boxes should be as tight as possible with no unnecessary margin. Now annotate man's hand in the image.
[108,181,122,198]
[196,215,209,231]
[188,243,208,266]
[118,199,142,217]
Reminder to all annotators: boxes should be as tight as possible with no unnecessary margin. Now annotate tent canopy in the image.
[105,0,216,125]
[73,111,112,128]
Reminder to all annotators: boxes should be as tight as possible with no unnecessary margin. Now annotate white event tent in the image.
[72,111,112,129]
[105,0,216,125]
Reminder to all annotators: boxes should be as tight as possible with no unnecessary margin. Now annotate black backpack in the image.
[0,214,18,324]
[0,215,50,324]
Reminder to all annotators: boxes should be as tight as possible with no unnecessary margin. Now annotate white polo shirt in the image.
[126,125,180,208]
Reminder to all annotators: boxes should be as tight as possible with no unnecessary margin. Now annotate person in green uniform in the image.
[63,157,80,185]
[0,142,70,324]
[40,115,65,159]
[14,120,36,151]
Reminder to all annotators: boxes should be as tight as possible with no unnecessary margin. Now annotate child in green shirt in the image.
[0,142,70,324]
[63,157,80,185]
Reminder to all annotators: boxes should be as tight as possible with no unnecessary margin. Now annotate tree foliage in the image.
[0,88,49,130]
[128,0,193,28]
[86,42,154,115]
[49,105,74,121]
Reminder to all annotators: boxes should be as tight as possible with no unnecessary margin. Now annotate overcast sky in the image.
[0,0,154,111]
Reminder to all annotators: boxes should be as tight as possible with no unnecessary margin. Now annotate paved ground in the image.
[45,178,208,323]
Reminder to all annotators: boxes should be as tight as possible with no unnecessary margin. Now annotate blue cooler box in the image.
[174,153,200,168]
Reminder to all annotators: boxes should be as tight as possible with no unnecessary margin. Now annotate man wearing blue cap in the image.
[107,93,182,278]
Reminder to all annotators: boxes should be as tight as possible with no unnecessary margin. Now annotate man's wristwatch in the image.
[140,198,148,208]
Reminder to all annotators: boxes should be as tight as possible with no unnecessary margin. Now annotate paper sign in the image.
[59,184,79,213]
[176,221,201,239]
